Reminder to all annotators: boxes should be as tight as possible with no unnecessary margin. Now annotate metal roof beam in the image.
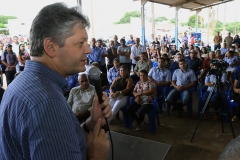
[191,0,234,10]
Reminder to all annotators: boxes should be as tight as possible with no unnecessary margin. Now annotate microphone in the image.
[88,67,104,104]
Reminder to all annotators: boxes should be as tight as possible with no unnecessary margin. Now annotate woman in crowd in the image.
[127,70,156,130]
[182,42,188,52]
[224,50,238,83]
[18,44,30,71]
[201,47,208,58]
[108,65,133,122]
[178,47,185,58]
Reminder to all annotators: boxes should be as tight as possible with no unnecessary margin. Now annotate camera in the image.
[208,59,228,76]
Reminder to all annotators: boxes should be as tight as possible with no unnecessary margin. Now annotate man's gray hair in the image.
[30,3,90,57]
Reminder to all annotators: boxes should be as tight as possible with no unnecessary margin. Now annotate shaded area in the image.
[109,92,240,160]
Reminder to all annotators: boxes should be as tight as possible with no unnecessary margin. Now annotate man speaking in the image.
[0,3,111,160]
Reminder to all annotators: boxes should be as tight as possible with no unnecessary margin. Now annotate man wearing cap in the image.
[213,32,222,50]
[1,44,18,86]
[107,58,120,85]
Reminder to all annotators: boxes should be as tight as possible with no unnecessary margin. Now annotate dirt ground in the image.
[109,91,240,160]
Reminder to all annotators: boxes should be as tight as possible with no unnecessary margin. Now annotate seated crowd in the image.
[3,33,240,131]
[63,34,240,130]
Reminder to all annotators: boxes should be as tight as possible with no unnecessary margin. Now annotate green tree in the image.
[0,29,9,35]
[114,11,141,24]
[169,18,175,24]
[187,15,204,28]
[0,23,6,28]
[0,15,17,24]
[226,22,240,34]
[155,16,168,22]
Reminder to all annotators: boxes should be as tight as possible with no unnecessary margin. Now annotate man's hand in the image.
[87,118,110,160]
[87,93,112,130]
[176,86,185,91]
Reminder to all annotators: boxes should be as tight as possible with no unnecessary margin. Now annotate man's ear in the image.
[43,38,59,58]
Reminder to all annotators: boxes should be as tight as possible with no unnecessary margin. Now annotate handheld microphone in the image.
[88,67,104,104]
[88,67,114,159]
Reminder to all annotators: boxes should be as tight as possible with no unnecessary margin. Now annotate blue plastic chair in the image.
[152,61,158,67]
[116,96,133,128]
[128,97,160,133]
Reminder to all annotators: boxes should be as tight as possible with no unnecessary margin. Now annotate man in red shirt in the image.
[190,34,195,45]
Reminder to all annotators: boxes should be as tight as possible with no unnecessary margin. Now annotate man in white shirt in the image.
[131,37,145,70]
[68,73,96,123]
[11,36,20,72]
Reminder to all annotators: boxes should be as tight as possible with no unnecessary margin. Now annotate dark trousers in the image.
[214,44,221,51]
[19,66,24,71]
[132,64,136,72]
[201,91,222,111]
[100,65,107,75]
[120,63,131,73]
[5,71,16,86]
[234,94,240,117]
[128,102,153,123]
[130,74,140,83]
[107,65,113,71]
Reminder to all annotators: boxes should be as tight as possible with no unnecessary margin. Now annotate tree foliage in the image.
[155,16,168,22]
[187,14,204,28]
[114,11,141,24]
[169,18,175,24]
[0,15,17,24]
[0,29,9,35]
[0,23,6,28]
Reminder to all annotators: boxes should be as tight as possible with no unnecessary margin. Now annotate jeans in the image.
[214,44,221,51]
[201,91,222,111]
[166,89,190,106]
[127,102,153,123]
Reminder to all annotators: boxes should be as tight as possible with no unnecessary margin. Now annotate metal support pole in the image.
[195,9,202,33]
[141,0,147,47]
[77,0,82,12]
[151,2,155,36]
[175,6,180,49]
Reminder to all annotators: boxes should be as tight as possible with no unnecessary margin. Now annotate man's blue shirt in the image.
[88,46,101,64]
[0,60,86,159]
[107,66,120,84]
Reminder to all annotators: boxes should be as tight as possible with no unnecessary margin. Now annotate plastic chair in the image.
[116,96,133,128]
[152,61,158,67]
[128,97,160,133]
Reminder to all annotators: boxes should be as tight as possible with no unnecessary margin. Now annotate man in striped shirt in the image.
[0,3,111,160]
